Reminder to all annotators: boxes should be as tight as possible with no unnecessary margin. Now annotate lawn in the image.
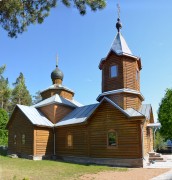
[0,155,127,180]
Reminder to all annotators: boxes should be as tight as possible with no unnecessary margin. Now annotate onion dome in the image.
[116,18,122,32]
[51,65,64,81]
[51,55,64,84]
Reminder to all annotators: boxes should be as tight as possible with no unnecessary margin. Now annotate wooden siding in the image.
[107,94,124,108]
[38,104,55,123]
[102,52,141,93]
[34,127,53,156]
[38,104,74,124]
[55,101,143,159]
[123,58,140,91]
[88,101,142,158]
[101,52,142,110]
[102,53,124,92]
[143,120,154,155]
[54,105,74,123]
[56,125,88,156]
[8,108,34,155]
[123,93,142,110]
[107,93,142,110]
[41,89,74,100]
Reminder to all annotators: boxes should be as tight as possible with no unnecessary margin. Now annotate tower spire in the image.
[116,3,122,32]
[117,3,120,19]
[51,54,64,85]
[56,54,58,67]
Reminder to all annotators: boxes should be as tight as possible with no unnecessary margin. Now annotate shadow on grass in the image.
[51,157,128,169]
[0,146,7,156]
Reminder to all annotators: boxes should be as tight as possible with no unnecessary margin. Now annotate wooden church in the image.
[7,16,155,167]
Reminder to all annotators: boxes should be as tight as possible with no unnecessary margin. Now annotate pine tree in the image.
[0,0,106,38]
[11,72,32,111]
[32,91,42,105]
[0,65,11,111]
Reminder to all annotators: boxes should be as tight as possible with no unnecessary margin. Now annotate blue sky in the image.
[1,0,172,121]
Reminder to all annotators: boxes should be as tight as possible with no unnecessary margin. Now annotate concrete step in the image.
[149,152,156,156]
[149,152,161,157]
[149,157,164,161]
[155,160,166,162]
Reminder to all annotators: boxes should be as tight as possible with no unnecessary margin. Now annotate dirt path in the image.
[79,168,171,180]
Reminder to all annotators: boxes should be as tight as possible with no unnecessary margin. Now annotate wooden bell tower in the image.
[97,13,144,110]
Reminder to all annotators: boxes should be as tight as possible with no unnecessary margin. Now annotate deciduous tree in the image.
[0,108,8,145]
[158,88,172,140]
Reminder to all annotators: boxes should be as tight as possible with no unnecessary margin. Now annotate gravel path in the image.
[79,168,171,180]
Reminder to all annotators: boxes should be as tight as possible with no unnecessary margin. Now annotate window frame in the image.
[136,69,139,81]
[110,65,118,78]
[14,134,17,145]
[107,130,118,149]
[22,134,26,145]
[66,133,73,148]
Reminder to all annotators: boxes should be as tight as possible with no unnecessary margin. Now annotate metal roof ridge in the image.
[102,97,130,117]
[111,32,132,55]
[126,107,145,117]
[16,104,54,127]
[55,103,99,126]
[40,84,74,94]
[96,88,145,101]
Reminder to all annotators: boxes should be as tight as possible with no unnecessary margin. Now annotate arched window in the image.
[107,130,117,147]
[14,135,17,145]
[67,133,73,148]
[22,134,26,145]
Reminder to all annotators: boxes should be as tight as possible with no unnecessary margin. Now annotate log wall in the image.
[38,104,74,124]
[143,120,154,155]
[107,93,142,110]
[55,101,143,159]
[88,101,142,158]
[34,127,53,156]
[8,108,33,155]
[41,89,74,100]
[102,53,140,93]
[55,125,88,156]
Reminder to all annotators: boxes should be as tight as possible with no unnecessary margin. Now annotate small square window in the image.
[110,65,118,78]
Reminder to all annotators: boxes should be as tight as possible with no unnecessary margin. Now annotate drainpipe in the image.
[153,127,158,152]
[53,126,56,156]
[141,119,147,161]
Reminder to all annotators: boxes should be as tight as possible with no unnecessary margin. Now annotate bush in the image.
[0,108,9,145]
[155,131,166,151]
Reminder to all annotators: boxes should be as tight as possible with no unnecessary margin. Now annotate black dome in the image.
[51,66,64,81]
[116,18,122,32]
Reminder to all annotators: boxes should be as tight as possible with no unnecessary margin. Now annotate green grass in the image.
[0,155,127,180]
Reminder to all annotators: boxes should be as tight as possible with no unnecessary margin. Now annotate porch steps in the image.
[148,152,165,162]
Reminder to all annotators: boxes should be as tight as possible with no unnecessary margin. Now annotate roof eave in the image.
[34,101,77,109]
[99,49,141,70]
[96,89,145,102]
